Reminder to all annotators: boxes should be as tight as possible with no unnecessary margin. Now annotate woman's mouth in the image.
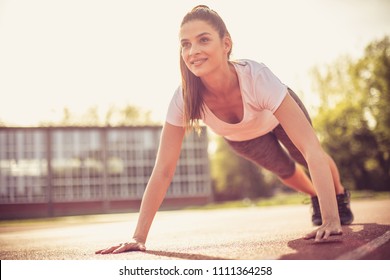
[191,58,207,66]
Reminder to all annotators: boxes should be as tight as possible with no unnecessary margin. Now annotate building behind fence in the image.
[0,126,212,219]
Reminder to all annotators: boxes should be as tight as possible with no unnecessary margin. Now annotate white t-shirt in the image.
[166,59,288,141]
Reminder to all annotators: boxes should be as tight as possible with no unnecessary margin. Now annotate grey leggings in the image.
[226,88,311,179]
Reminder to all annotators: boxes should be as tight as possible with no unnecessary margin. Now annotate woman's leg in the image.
[226,132,316,196]
[273,123,346,196]
[274,88,346,196]
[274,89,353,224]
[280,164,316,196]
[325,152,345,195]
[278,152,345,196]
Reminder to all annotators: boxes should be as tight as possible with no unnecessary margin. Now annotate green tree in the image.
[211,136,273,201]
[104,104,157,126]
[311,36,390,190]
[39,104,158,127]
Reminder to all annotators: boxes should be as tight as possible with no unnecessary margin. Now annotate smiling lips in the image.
[191,58,207,66]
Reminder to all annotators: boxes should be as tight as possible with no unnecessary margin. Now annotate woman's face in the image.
[180,20,231,78]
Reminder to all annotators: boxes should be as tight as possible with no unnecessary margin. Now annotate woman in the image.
[96,5,353,254]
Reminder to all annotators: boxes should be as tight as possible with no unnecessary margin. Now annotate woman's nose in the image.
[189,44,200,56]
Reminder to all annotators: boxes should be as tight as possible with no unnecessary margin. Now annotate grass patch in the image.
[184,193,309,211]
[185,190,390,211]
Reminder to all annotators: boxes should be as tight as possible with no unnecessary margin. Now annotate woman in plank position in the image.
[96,5,353,254]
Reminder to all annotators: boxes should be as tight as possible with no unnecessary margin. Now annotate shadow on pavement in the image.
[279,223,390,260]
[144,250,230,260]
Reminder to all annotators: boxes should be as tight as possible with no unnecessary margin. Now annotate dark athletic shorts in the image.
[225,88,311,179]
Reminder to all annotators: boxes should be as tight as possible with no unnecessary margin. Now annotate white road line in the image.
[336,230,390,260]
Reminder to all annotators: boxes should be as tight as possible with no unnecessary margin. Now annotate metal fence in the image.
[0,126,212,218]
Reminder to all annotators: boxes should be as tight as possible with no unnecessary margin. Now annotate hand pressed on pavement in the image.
[95,239,146,254]
[304,221,343,242]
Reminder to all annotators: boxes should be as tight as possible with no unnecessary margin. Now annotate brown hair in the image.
[179,5,232,133]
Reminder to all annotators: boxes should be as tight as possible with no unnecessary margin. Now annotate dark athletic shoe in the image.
[337,189,354,225]
[311,195,322,226]
[310,189,354,226]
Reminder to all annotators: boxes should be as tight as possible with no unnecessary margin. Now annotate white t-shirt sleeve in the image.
[165,86,185,127]
[254,65,288,113]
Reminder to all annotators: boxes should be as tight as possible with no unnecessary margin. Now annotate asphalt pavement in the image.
[1,199,389,260]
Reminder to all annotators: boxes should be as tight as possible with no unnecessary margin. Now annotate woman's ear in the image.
[223,36,232,55]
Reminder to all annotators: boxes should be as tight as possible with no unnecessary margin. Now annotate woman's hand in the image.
[304,220,343,242]
[95,239,146,254]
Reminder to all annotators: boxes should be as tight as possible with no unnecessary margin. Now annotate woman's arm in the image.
[96,122,185,254]
[133,122,185,243]
[274,93,342,241]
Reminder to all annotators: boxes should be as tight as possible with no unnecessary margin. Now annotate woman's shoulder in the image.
[166,85,185,126]
[170,85,183,104]
[232,59,267,70]
[232,59,270,80]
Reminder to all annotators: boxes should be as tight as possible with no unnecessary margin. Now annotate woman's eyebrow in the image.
[180,32,212,43]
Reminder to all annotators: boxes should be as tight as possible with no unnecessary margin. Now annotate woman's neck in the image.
[201,62,237,99]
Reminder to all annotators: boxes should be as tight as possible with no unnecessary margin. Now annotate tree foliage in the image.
[38,104,158,127]
[311,36,390,190]
[210,136,274,201]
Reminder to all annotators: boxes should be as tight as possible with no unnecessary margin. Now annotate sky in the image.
[0,0,389,126]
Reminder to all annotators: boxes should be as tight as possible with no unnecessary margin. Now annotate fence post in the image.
[101,127,109,213]
[46,127,53,217]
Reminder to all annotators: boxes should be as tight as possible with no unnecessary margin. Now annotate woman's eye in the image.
[200,37,209,43]
[181,42,190,49]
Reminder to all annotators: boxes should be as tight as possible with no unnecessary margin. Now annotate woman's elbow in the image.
[153,164,176,182]
[303,143,328,166]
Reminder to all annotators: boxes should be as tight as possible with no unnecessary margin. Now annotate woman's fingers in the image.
[304,225,343,242]
[113,243,137,254]
[96,245,121,254]
[322,229,333,240]
[96,242,146,254]
[304,229,317,240]
[137,243,146,251]
[112,243,128,254]
[315,229,326,242]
